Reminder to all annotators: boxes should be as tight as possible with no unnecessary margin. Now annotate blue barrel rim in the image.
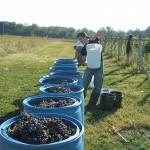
[55,59,77,62]
[49,71,82,77]
[43,73,82,85]
[39,84,84,95]
[49,66,77,71]
[0,113,84,148]
[0,117,79,145]
[39,76,78,85]
[50,66,77,69]
[22,95,82,110]
[54,61,78,66]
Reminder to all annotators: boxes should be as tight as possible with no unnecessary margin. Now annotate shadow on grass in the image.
[110,74,134,85]
[0,97,28,124]
[105,72,136,76]
[136,75,149,88]
[12,98,25,108]
[138,93,150,105]
[0,109,21,125]
[104,67,123,76]
[12,93,39,108]
[84,104,118,124]
[0,94,39,124]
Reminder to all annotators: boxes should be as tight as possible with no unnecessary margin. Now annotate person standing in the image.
[74,40,84,66]
[77,29,106,106]
[126,34,133,63]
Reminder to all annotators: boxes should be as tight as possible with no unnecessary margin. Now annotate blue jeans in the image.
[82,66,104,105]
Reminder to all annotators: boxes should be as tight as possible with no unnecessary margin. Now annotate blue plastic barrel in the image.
[54,61,78,68]
[23,95,83,124]
[50,66,77,74]
[49,71,83,85]
[39,76,78,87]
[0,113,84,150]
[39,84,84,124]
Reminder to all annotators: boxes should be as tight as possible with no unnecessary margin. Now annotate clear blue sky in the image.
[0,0,149,32]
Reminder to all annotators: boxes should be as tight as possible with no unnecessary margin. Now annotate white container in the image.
[86,44,102,69]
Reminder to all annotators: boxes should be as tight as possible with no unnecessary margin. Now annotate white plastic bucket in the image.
[86,44,102,69]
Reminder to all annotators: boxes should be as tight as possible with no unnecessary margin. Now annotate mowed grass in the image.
[0,36,150,150]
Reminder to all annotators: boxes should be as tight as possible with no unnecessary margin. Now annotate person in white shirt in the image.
[74,40,84,66]
[77,29,106,106]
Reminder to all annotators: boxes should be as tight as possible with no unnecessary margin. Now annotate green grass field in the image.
[0,36,150,150]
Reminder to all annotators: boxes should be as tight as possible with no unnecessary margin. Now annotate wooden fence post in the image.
[112,38,117,58]
[124,37,127,56]
[108,38,111,56]
[118,36,122,60]
[110,38,114,58]
[138,34,143,72]
[103,36,107,52]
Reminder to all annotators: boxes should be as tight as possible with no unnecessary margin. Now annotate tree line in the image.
[0,21,150,39]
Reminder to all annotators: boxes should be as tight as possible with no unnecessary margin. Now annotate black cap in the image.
[77,32,89,38]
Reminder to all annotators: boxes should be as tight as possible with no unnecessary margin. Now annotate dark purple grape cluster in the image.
[34,99,75,108]
[46,86,73,93]
[7,113,77,144]
[47,79,70,84]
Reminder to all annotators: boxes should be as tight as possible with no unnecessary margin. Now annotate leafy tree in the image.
[143,26,150,38]
[0,21,150,39]
[0,22,4,35]
[23,26,32,36]
[7,22,17,35]
[16,23,25,35]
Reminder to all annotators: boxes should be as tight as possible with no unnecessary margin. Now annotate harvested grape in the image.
[33,99,75,108]
[7,113,77,144]
[47,79,69,84]
[45,86,73,93]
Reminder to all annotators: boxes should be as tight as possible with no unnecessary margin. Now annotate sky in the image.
[0,0,149,32]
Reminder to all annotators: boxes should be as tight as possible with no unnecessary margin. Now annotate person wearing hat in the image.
[77,29,106,106]
[73,40,84,66]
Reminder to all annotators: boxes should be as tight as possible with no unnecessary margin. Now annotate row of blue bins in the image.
[0,58,85,150]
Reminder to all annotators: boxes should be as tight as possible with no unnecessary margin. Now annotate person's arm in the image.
[95,29,106,39]
[90,29,106,40]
